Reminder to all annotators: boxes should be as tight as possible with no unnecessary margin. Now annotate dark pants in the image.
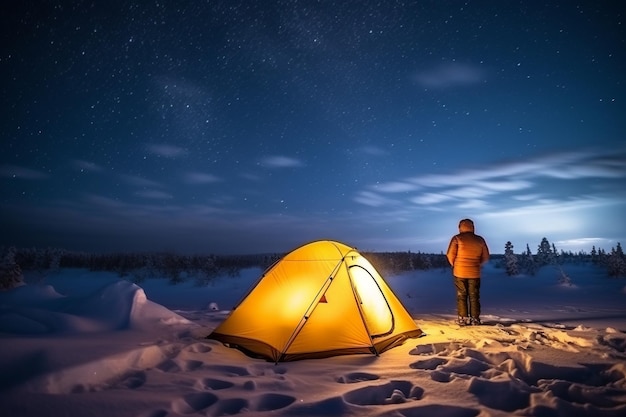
[454,277,481,318]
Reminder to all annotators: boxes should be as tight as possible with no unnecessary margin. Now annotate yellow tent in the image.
[207,240,423,362]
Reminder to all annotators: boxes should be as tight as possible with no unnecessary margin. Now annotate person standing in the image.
[446,218,490,326]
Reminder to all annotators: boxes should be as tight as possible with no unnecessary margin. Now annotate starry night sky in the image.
[2,1,625,255]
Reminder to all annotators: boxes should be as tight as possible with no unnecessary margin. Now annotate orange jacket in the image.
[446,221,490,278]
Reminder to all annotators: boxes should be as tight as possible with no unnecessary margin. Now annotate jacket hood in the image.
[459,218,475,233]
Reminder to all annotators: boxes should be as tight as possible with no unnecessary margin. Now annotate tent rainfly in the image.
[207,240,423,362]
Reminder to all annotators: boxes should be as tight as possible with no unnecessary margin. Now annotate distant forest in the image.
[1,237,625,290]
[4,246,451,282]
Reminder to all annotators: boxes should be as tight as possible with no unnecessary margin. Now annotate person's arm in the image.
[481,238,490,265]
[446,236,458,267]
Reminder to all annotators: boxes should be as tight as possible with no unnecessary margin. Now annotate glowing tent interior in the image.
[207,240,423,362]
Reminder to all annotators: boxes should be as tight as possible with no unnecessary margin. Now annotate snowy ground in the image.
[1,262,625,417]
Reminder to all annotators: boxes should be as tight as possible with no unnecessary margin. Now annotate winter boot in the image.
[456,316,470,326]
[470,317,481,326]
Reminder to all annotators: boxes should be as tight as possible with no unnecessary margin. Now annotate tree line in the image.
[1,238,624,291]
[0,246,449,289]
[500,238,625,278]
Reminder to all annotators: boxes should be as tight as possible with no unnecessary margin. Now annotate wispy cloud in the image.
[120,174,163,188]
[134,190,174,200]
[478,196,614,239]
[0,164,48,180]
[83,194,126,208]
[184,172,221,184]
[373,181,419,193]
[414,63,484,89]
[356,148,626,214]
[410,193,453,205]
[146,144,188,158]
[513,194,543,201]
[475,180,533,192]
[457,199,490,210]
[240,172,262,181]
[554,237,609,249]
[405,150,625,189]
[73,160,103,172]
[354,191,398,207]
[260,156,304,168]
[481,195,610,219]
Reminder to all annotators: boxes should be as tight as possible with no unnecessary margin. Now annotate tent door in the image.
[349,265,394,337]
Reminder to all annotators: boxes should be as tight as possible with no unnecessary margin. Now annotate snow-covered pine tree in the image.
[551,243,560,264]
[421,254,433,270]
[536,237,554,267]
[48,247,64,272]
[519,243,537,275]
[591,246,598,264]
[504,241,519,276]
[607,243,626,277]
[0,246,25,290]
[597,248,608,267]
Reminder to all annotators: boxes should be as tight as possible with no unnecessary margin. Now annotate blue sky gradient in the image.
[1,1,624,254]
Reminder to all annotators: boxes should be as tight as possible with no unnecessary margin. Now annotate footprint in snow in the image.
[117,370,147,389]
[336,371,379,383]
[342,380,424,406]
[210,397,249,415]
[197,377,234,390]
[376,404,479,417]
[135,409,168,417]
[252,392,297,411]
[171,392,218,414]
[186,342,212,353]
[204,364,251,376]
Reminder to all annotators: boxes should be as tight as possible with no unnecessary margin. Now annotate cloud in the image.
[0,164,48,180]
[260,156,304,168]
[457,199,489,210]
[410,193,453,205]
[240,173,262,181]
[554,237,609,249]
[134,190,174,200]
[184,172,221,184]
[414,63,484,89]
[373,181,419,193]
[120,174,163,188]
[481,195,609,219]
[405,149,626,189]
[405,149,625,190]
[475,180,533,192]
[539,163,626,180]
[389,178,531,206]
[73,160,103,172]
[513,194,543,201]
[147,144,188,158]
[83,194,127,208]
[353,191,397,207]
[477,196,617,241]
[445,186,494,199]
[355,148,626,220]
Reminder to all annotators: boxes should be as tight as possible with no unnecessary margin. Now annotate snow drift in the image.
[0,265,625,417]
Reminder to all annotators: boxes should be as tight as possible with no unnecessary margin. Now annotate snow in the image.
[1,263,625,417]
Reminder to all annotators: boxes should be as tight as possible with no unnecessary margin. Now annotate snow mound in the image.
[0,280,191,334]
